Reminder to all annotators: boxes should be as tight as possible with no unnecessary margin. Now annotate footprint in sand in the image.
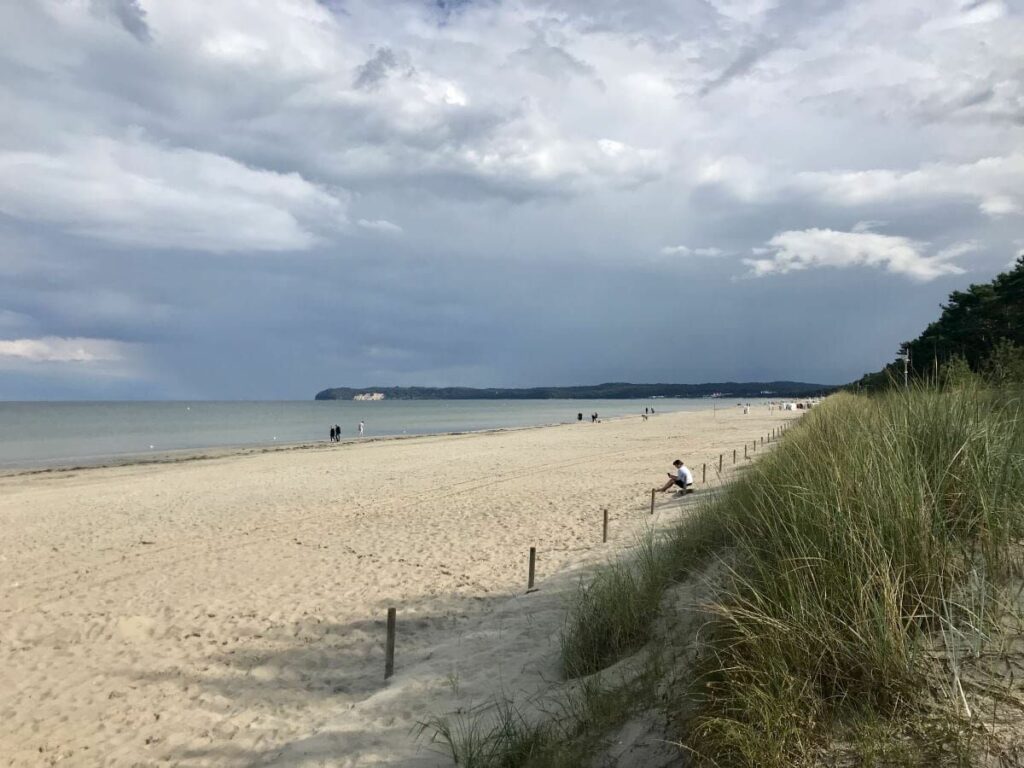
[116,616,158,642]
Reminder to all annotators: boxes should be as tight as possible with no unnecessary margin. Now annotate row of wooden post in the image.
[383,418,797,679]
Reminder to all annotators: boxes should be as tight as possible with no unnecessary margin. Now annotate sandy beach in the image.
[0,405,797,766]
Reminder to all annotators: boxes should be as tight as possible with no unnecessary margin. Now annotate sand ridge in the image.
[0,405,797,766]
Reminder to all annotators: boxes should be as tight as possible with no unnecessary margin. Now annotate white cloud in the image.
[922,0,1007,32]
[794,155,1024,219]
[660,245,725,257]
[743,229,968,281]
[851,220,887,233]
[980,195,1020,217]
[357,218,403,234]
[701,153,1024,220]
[0,337,129,363]
[696,155,771,202]
[0,137,350,252]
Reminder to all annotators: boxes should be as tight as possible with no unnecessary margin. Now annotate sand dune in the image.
[0,405,796,766]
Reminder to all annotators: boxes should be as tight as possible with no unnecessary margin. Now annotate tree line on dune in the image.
[854,255,1024,390]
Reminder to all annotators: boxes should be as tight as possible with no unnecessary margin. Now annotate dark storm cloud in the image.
[700,40,775,95]
[510,38,599,83]
[0,0,1022,398]
[353,47,404,90]
[92,0,151,42]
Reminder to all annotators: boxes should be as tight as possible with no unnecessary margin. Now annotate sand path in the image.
[0,405,796,766]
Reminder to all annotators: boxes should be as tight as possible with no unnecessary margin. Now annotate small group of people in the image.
[577,412,601,423]
[329,420,365,442]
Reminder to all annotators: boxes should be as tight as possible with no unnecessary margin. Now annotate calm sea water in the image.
[0,398,759,470]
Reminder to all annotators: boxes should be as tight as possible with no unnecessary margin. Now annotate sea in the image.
[0,398,763,470]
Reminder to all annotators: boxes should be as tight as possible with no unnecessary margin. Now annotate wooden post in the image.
[602,508,609,543]
[650,488,656,515]
[528,547,536,590]
[761,436,764,446]
[384,607,396,680]
[702,463,706,483]
[744,444,748,459]
[718,454,723,473]
[733,449,736,464]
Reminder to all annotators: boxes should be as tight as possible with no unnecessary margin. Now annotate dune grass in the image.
[419,667,659,768]
[427,386,1024,766]
[686,386,1024,765]
[559,511,728,679]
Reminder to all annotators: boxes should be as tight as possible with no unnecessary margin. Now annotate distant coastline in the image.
[314,381,836,401]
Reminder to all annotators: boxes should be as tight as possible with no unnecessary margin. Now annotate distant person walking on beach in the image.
[658,459,694,494]
[334,424,341,441]
[358,420,365,437]
[329,426,336,442]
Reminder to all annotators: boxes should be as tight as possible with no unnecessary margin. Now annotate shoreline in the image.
[0,419,584,477]
[0,398,776,477]
[0,405,688,477]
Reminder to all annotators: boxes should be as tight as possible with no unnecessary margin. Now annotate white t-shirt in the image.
[677,465,693,486]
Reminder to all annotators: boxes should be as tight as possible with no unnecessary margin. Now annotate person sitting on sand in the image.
[658,459,694,494]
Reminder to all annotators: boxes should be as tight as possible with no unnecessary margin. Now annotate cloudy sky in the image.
[1,0,1021,399]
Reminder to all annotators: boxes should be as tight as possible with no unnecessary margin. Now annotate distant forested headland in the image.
[314,381,836,401]
[853,255,1024,390]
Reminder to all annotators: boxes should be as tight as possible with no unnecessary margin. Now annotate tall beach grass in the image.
[687,386,1024,764]
[427,386,1024,765]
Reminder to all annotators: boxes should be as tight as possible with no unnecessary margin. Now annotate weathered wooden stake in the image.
[650,488,656,515]
[733,449,736,464]
[384,607,396,680]
[744,444,748,459]
[702,463,706,483]
[603,508,609,543]
[719,454,723,472]
[527,547,536,590]
[761,436,764,446]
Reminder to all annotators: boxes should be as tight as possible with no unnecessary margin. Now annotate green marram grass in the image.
[688,386,1024,765]
[426,386,1024,766]
[419,673,657,768]
[559,513,727,679]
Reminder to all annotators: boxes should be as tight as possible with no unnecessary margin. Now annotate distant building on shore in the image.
[353,392,385,401]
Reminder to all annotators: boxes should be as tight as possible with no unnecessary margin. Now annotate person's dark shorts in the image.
[674,479,694,492]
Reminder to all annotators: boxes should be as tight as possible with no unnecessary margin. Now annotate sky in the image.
[0,0,1022,399]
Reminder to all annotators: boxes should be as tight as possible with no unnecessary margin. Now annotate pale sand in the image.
[0,405,797,766]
